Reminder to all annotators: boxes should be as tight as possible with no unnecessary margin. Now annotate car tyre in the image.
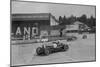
[36,47,42,55]
[44,48,50,55]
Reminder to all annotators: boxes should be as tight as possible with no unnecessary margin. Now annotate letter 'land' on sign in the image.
[15,27,38,36]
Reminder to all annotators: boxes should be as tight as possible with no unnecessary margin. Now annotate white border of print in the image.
[0,0,99,67]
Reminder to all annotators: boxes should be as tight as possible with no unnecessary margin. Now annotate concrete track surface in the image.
[11,34,96,66]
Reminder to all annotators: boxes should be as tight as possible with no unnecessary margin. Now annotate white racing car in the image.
[36,41,69,56]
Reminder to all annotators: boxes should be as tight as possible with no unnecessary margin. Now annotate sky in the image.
[12,1,96,19]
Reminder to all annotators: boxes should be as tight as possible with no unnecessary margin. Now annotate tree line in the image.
[58,14,96,28]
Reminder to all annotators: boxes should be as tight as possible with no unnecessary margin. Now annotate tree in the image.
[79,14,87,23]
[59,16,63,24]
[59,15,67,25]
[89,16,96,28]
[68,15,76,24]
[63,15,66,23]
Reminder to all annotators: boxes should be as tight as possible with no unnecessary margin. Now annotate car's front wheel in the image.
[36,47,42,55]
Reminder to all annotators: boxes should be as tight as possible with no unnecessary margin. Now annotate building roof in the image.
[12,13,50,21]
[12,13,59,26]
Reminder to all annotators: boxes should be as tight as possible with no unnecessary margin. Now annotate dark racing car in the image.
[67,36,77,41]
[36,41,69,56]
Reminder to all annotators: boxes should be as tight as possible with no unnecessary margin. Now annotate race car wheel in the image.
[82,35,87,39]
[44,48,50,55]
[63,45,69,51]
[36,47,42,55]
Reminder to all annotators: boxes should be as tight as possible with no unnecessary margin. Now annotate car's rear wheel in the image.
[44,48,50,55]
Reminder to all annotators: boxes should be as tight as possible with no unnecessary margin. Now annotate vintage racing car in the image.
[67,36,77,41]
[36,41,69,56]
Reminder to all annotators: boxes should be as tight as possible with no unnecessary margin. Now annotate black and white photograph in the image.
[11,0,96,66]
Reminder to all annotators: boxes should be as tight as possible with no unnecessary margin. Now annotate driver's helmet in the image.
[52,43,57,48]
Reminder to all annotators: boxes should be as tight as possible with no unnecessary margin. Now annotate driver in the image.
[53,40,60,48]
[53,43,57,48]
